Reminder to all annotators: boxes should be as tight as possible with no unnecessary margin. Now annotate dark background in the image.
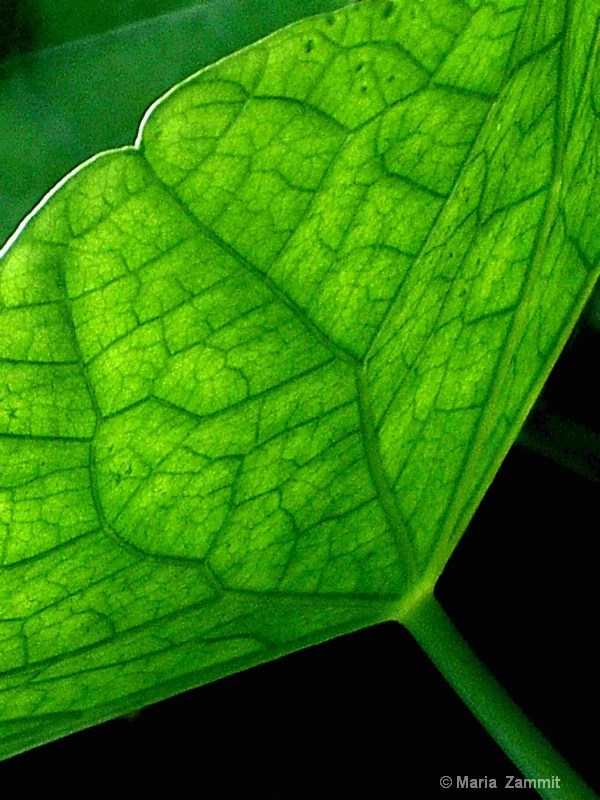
[2,1,599,793]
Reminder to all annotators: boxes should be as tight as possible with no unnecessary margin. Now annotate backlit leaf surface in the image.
[0,0,348,245]
[0,0,598,758]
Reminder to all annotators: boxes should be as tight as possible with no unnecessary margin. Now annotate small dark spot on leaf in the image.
[326,14,335,25]
[361,85,368,93]
[383,1,395,20]
[121,710,142,723]
[305,39,314,54]
[387,75,396,83]
[356,63,364,73]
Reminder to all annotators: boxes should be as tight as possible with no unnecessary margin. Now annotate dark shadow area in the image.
[0,1,32,59]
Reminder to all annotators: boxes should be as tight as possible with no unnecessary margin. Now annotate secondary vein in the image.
[137,150,360,368]
[355,364,418,584]
[431,3,584,574]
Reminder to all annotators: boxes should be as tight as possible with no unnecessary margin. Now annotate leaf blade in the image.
[0,0,598,759]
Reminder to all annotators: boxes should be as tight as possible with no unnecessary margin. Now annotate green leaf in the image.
[0,0,598,760]
[0,0,348,245]
[17,0,220,50]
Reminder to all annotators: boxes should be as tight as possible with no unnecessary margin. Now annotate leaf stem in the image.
[402,594,597,799]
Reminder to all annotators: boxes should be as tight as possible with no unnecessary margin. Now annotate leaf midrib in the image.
[428,1,600,578]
